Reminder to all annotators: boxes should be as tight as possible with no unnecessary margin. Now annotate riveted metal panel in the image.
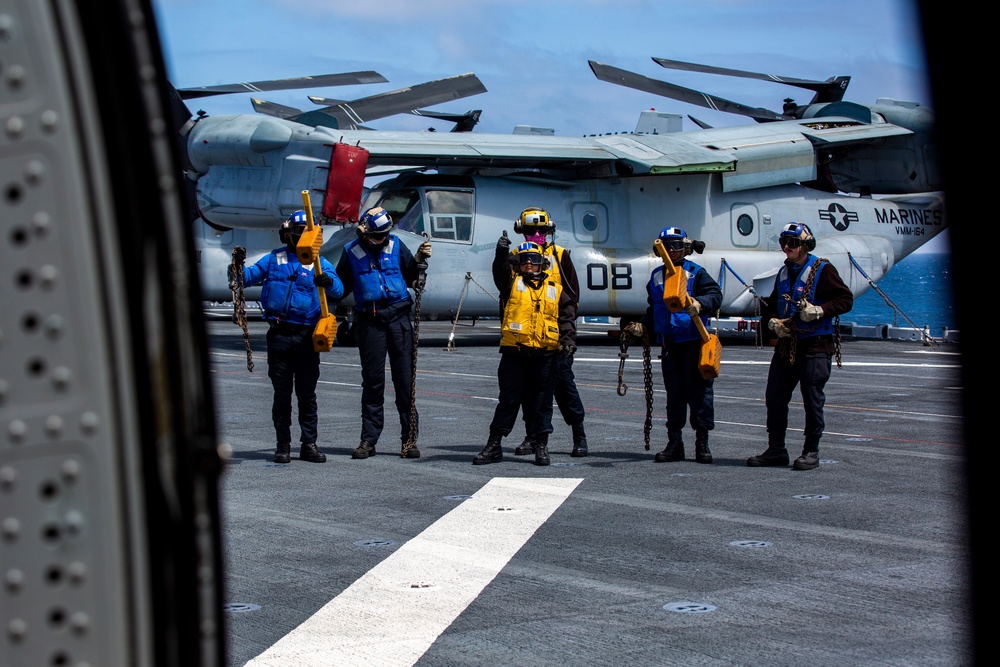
[1,1,223,665]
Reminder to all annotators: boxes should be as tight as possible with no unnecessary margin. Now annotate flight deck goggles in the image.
[512,251,544,266]
[779,237,805,249]
[662,239,687,252]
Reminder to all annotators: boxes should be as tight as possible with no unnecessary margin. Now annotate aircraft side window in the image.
[736,213,754,237]
[431,215,458,240]
[425,189,474,243]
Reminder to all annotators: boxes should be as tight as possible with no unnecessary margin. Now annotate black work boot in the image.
[747,442,789,467]
[793,437,820,470]
[654,430,685,462]
[514,435,536,456]
[299,442,326,463]
[534,434,551,466]
[694,429,713,464]
[400,443,421,459]
[274,442,291,464]
[352,440,376,459]
[571,423,589,457]
[473,433,503,465]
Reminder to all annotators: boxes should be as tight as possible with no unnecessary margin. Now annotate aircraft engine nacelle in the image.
[802,100,939,195]
[185,115,354,229]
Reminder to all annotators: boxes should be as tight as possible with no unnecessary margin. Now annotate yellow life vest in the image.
[500,275,562,350]
[543,244,563,286]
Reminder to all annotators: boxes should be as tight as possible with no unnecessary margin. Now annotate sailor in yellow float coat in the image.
[493,206,589,458]
[474,242,576,467]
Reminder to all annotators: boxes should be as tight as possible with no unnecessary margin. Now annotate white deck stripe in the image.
[245,477,583,667]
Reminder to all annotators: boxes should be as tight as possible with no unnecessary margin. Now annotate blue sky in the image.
[151,0,945,251]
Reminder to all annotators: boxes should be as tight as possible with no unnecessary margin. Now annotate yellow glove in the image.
[685,298,701,318]
[768,318,792,338]
[798,300,823,322]
[416,241,432,261]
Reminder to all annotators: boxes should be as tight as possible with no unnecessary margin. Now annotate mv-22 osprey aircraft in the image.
[186,56,944,331]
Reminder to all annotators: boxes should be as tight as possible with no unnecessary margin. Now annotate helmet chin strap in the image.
[522,270,546,286]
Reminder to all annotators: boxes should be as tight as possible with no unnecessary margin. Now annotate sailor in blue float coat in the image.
[637,226,722,464]
[748,222,854,471]
[336,206,432,460]
[238,210,344,464]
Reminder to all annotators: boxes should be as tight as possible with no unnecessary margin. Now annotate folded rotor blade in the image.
[589,60,788,122]
[250,98,303,119]
[294,73,488,129]
[409,108,482,132]
[176,71,388,100]
[308,96,347,106]
[652,57,850,104]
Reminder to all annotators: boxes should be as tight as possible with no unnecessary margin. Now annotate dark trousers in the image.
[491,349,557,438]
[765,349,832,447]
[355,315,416,445]
[661,340,715,432]
[266,324,320,444]
[522,353,586,433]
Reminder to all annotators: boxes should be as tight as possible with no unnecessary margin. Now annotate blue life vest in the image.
[344,236,410,308]
[776,255,833,338]
[649,260,709,344]
[243,249,339,325]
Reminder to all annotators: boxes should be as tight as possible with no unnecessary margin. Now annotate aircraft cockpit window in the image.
[360,188,384,213]
[395,200,424,234]
[375,189,421,224]
[425,189,474,243]
[368,188,424,233]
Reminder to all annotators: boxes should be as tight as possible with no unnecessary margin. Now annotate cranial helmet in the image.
[779,222,816,251]
[514,207,555,235]
[508,241,550,271]
[279,210,308,245]
[658,226,691,253]
[358,206,394,236]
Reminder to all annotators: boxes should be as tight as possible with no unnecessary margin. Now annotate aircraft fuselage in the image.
[198,169,945,319]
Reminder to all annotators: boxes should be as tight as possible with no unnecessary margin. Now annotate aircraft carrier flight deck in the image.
[208,318,968,667]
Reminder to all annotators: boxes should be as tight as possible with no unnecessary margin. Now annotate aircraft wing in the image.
[187,112,926,231]
[336,115,913,191]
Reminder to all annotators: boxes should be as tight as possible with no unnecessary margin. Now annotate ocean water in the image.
[845,252,955,337]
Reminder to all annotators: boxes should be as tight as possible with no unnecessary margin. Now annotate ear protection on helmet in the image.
[279,210,308,245]
[514,207,555,235]
[358,206,394,236]
[779,222,816,251]
[658,226,696,254]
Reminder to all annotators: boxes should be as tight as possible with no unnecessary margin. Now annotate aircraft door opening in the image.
[731,203,760,248]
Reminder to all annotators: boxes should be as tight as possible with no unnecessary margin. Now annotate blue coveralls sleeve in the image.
[319,257,345,299]
[242,253,273,287]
